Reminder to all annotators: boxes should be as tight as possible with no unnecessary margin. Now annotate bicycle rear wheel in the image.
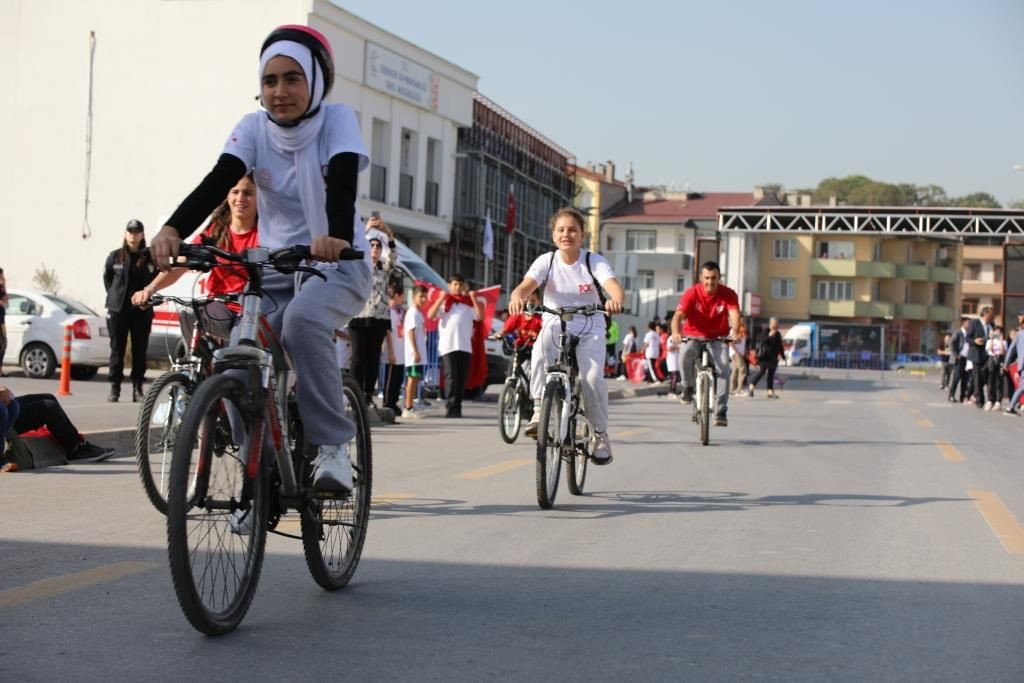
[135,370,192,515]
[567,415,589,496]
[698,373,710,446]
[301,373,373,591]
[497,380,521,444]
[167,373,268,636]
[535,379,563,509]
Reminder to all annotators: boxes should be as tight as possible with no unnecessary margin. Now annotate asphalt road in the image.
[2,370,1023,681]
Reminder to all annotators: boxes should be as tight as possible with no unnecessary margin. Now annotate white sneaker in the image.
[984,401,993,411]
[228,507,254,536]
[401,408,421,419]
[591,431,613,465]
[525,412,540,439]
[311,444,353,493]
[993,401,1002,411]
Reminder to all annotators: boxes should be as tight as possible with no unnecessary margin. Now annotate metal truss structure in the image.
[718,206,1024,236]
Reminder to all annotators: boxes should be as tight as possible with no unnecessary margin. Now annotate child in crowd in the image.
[382,281,406,416]
[508,207,624,464]
[428,274,483,418]
[641,321,661,382]
[402,284,429,419]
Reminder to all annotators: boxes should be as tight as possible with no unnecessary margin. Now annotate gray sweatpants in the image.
[530,322,608,433]
[232,260,370,446]
[681,339,730,415]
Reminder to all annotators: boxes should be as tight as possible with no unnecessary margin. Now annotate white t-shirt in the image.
[404,308,427,366]
[222,104,371,254]
[438,302,475,355]
[622,331,636,355]
[524,249,616,335]
[666,338,680,373]
[388,306,405,363]
[643,330,661,359]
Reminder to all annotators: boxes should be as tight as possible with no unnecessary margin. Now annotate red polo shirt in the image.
[676,283,739,338]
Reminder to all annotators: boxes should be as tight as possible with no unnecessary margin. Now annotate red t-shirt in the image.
[676,283,739,338]
[500,313,543,347]
[191,224,259,295]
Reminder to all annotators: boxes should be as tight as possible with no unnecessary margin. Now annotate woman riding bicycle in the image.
[132,174,259,341]
[150,25,371,494]
[507,208,624,464]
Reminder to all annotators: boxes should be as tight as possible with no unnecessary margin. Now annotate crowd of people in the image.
[940,306,1024,416]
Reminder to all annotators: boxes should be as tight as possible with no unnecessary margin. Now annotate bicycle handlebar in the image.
[679,336,735,344]
[166,243,365,281]
[526,303,605,317]
[147,293,241,309]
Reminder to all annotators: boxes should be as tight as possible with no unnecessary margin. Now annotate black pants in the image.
[13,393,81,453]
[383,363,405,411]
[442,351,471,413]
[348,318,390,401]
[940,362,952,389]
[948,358,969,401]
[749,360,778,390]
[107,309,154,386]
[972,359,989,406]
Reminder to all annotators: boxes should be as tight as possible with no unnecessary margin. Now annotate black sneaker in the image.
[67,442,116,463]
[680,387,694,404]
[107,386,120,403]
[714,413,728,427]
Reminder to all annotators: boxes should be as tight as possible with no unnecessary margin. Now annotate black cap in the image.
[126,219,144,233]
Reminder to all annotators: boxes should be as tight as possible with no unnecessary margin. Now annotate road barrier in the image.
[57,323,73,396]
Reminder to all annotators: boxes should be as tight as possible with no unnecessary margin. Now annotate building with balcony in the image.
[755,234,961,354]
[572,162,629,253]
[960,242,1005,324]
[600,190,756,327]
[429,95,575,292]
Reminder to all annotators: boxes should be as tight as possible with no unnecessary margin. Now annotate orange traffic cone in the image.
[58,323,72,396]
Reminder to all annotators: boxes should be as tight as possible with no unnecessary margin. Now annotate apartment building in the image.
[960,242,1005,324]
[757,234,961,354]
[573,162,629,253]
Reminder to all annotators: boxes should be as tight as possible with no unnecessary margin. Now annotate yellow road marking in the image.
[456,458,534,480]
[909,408,922,416]
[935,440,964,462]
[0,561,158,610]
[899,392,911,402]
[372,492,417,505]
[916,418,934,428]
[615,427,651,439]
[969,490,1024,555]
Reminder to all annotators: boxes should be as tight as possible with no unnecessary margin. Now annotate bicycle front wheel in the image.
[698,374,710,446]
[535,379,563,509]
[135,370,192,515]
[567,416,589,496]
[301,373,373,591]
[167,373,268,636]
[498,380,521,444]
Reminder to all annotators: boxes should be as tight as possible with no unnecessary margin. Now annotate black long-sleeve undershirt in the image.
[166,151,360,244]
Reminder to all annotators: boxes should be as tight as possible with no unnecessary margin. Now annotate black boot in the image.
[132,383,144,402]
[107,384,120,402]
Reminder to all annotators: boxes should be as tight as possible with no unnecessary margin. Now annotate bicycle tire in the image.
[301,373,373,591]
[567,415,588,496]
[699,373,710,446]
[135,370,191,515]
[167,373,268,636]
[535,379,563,509]
[497,381,521,444]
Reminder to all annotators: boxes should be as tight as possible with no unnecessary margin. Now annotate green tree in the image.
[1008,199,1024,210]
[949,192,1001,208]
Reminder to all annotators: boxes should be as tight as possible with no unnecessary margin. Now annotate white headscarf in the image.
[259,39,328,245]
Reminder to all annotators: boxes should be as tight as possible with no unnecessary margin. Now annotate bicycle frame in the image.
[534,305,601,447]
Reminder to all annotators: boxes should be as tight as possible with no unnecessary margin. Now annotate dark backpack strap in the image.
[537,250,557,289]
[584,252,607,307]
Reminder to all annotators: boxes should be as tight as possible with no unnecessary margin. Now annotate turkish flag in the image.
[416,281,444,332]
[505,185,516,235]
[466,285,502,391]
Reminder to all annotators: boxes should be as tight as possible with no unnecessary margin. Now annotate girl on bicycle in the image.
[508,208,624,464]
[150,25,371,494]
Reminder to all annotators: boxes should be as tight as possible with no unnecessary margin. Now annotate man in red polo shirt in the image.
[670,261,741,426]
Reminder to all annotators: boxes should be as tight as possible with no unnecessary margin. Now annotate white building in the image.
[0,0,477,312]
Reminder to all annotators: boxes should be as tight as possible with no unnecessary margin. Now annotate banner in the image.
[482,210,494,261]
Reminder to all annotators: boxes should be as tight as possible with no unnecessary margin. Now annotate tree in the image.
[949,192,1001,209]
[32,263,61,294]
[1008,199,1024,210]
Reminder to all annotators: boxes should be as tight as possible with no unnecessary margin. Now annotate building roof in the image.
[602,192,756,224]
[572,165,626,186]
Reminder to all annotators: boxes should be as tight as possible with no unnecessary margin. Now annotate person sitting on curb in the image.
[1,388,115,468]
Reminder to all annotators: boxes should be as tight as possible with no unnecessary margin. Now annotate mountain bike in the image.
[164,243,370,636]
[682,336,731,446]
[531,303,603,509]
[135,293,238,515]
[497,339,532,444]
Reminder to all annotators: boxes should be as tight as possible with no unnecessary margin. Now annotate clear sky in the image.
[334,0,1024,205]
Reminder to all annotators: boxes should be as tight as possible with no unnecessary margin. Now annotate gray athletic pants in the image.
[681,339,730,415]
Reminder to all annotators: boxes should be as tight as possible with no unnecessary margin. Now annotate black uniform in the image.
[103,248,157,392]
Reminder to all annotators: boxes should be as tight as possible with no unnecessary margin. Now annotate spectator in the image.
[2,388,114,464]
[605,317,619,378]
[428,273,483,418]
[402,284,429,419]
[938,333,953,390]
[381,281,406,417]
[1,385,17,452]
[729,323,749,396]
[966,307,993,409]
[748,317,783,398]
[984,326,1007,410]
[640,321,661,383]
[493,290,542,368]
[348,216,398,407]
[103,219,158,403]
[1003,310,1024,415]
[664,330,681,396]
[618,325,637,379]
[947,317,971,403]
[0,267,7,377]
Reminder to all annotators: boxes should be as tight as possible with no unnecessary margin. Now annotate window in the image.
[816,280,853,300]
[817,240,854,260]
[625,270,654,290]
[905,284,912,303]
[626,230,657,252]
[425,138,441,216]
[677,233,688,253]
[5,294,37,316]
[606,235,615,251]
[773,238,796,260]
[994,264,1004,283]
[771,278,796,299]
[873,242,882,262]
[871,281,881,301]
[962,298,977,315]
[675,275,688,292]
[963,263,981,281]
[370,119,390,203]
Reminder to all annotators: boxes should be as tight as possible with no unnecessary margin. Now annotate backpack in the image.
[538,250,608,310]
[755,337,771,360]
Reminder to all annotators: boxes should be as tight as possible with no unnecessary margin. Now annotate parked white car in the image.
[2,289,109,379]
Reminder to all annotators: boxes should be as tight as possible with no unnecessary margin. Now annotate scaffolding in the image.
[719,206,1024,236]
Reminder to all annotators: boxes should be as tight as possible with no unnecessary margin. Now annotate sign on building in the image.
[364,42,439,111]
